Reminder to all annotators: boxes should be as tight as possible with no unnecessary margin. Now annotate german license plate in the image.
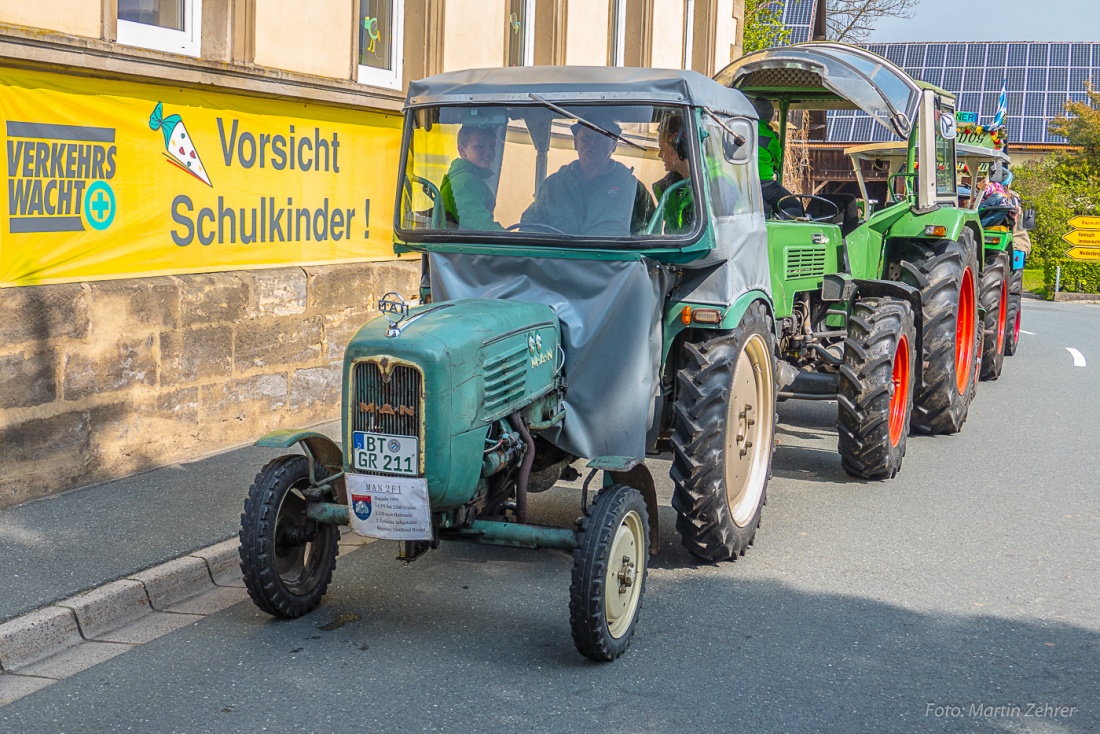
[351,432,418,476]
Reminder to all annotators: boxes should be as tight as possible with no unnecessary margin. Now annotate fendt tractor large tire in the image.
[900,231,981,435]
[1004,268,1024,356]
[670,302,777,562]
[239,454,340,618]
[979,251,1011,381]
[837,297,916,480]
[569,484,650,662]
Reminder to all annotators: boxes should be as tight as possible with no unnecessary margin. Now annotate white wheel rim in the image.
[605,509,645,639]
[724,333,775,528]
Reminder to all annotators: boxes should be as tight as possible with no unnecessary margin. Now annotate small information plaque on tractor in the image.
[346,474,433,540]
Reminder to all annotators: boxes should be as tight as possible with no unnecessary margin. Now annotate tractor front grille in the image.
[351,360,423,438]
[483,344,528,420]
[785,246,827,279]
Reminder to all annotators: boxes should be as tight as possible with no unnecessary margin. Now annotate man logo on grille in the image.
[359,402,416,417]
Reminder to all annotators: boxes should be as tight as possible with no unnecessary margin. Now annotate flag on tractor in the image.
[991,78,1007,130]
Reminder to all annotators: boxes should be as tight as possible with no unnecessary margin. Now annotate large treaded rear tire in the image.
[1004,268,1023,356]
[979,251,1010,381]
[837,297,916,480]
[239,455,339,618]
[670,302,776,562]
[900,231,980,435]
[569,484,649,662]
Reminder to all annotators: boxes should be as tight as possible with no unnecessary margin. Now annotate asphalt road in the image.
[2,298,1097,733]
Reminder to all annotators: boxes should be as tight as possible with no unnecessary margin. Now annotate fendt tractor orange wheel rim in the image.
[996,276,1008,355]
[955,267,976,394]
[889,334,911,447]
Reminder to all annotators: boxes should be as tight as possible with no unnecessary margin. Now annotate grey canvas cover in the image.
[430,254,671,460]
[406,66,756,119]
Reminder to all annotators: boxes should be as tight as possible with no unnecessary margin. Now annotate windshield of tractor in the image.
[397,103,754,246]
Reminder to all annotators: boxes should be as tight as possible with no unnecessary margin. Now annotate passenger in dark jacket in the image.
[522,115,655,236]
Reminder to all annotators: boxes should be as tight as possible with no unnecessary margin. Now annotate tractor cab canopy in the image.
[396,66,761,252]
[714,42,926,139]
[845,141,1008,212]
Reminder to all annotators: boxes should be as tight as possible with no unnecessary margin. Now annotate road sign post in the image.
[1063,246,1100,261]
[1064,215,1100,260]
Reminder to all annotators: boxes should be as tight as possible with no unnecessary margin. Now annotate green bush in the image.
[1044,258,1100,295]
[1014,158,1100,269]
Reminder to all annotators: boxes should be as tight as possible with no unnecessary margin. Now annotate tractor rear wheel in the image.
[670,302,776,562]
[979,251,1010,380]
[569,484,649,661]
[1004,268,1023,356]
[239,455,339,618]
[900,231,980,435]
[837,297,916,480]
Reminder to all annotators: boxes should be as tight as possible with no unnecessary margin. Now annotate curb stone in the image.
[0,530,373,708]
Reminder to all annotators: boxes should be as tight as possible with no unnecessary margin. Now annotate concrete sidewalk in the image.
[0,420,341,624]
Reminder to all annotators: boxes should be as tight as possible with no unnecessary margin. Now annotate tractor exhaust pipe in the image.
[509,414,535,524]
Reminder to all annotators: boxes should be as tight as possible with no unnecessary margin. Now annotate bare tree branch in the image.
[825,0,919,43]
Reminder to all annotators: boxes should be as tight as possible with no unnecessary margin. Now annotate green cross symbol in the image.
[91,190,110,221]
[83,181,116,231]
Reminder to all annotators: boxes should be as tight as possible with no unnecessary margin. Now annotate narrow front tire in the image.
[569,484,650,662]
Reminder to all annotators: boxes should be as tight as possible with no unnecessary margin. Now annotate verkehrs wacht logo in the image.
[5,121,117,233]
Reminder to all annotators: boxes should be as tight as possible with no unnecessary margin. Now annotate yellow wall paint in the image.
[443,0,507,72]
[565,0,610,66]
[0,0,101,39]
[650,0,686,70]
[254,0,354,79]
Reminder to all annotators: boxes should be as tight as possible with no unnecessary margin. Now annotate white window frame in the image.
[116,0,202,58]
[357,0,405,91]
[609,0,627,67]
[514,0,536,67]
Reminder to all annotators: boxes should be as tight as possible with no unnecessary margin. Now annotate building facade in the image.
[0,0,745,508]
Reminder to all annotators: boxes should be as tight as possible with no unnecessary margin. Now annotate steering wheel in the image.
[507,222,568,235]
[774,195,840,223]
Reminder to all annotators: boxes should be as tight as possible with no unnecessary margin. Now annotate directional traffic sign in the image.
[1065,246,1100,261]
[1067,215,1100,230]
[1062,229,1100,246]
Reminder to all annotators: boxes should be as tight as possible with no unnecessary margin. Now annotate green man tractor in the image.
[238,67,782,661]
[713,43,990,479]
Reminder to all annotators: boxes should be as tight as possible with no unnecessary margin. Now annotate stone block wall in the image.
[0,260,419,509]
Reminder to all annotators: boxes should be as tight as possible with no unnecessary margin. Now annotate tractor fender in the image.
[851,279,924,389]
[588,456,660,556]
[256,430,346,502]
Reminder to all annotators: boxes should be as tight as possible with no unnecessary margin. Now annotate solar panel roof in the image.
[827,41,1100,144]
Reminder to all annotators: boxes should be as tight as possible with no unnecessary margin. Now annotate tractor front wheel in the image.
[901,231,980,435]
[837,297,916,480]
[569,484,649,662]
[239,454,339,618]
[670,302,776,562]
[979,251,1010,380]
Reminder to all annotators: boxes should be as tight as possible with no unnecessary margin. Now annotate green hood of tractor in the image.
[342,299,560,508]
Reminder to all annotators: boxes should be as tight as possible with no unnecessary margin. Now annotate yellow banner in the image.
[1,68,402,287]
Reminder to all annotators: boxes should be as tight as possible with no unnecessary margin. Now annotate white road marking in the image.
[1020,330,1036,335]
[1066,348,1087,367]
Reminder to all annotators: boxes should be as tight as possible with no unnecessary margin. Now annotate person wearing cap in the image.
[439,125,504,231]
[752,97,799,217]
[520,113,655,236]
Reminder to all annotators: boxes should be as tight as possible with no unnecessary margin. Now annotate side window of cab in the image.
[701,116,759,217]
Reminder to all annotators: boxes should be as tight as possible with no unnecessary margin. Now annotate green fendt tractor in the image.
[237,67,781,661]
[713,43,986,478]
